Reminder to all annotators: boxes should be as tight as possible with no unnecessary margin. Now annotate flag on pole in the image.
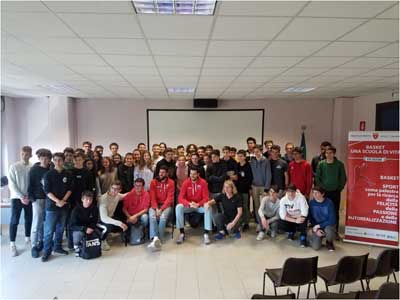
[300,130,306,160]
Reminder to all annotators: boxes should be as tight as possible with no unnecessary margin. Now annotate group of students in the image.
[7,137,347,262]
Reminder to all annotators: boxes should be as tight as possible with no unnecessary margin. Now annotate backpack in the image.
[129,224,145,245]
[80,232,102,259]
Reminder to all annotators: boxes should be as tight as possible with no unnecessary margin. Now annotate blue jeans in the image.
[43,209,67,254]
[149,207,172,240]
[175,204,212,231]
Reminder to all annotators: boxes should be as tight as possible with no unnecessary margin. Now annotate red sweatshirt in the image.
[123,188,150,216]
[289,160,313,197]
[149,178,175,210]
[178,177,209,207]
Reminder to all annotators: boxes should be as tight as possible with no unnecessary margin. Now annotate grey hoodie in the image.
[250,156,272,190]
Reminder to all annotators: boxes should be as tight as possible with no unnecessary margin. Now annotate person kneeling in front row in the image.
[308,186,336,251]
[257,185,280,241]
[207,180,243,240]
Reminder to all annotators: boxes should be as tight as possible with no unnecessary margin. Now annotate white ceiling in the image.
[1,0,399,100]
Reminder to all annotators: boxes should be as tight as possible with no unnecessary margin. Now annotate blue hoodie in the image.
[309,198,336,229]
[250,156,271,190]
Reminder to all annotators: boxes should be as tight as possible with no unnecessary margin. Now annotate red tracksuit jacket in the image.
[149,178,175,210]
[178,177,209,207]
[289,160,313,197]
[123,189,150,216]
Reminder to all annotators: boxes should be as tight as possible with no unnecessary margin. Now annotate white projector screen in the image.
[147,109,264,151]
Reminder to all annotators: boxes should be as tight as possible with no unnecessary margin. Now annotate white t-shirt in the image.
[279,191,309,220]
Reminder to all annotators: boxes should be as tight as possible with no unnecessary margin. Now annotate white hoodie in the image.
[279,190,309,220]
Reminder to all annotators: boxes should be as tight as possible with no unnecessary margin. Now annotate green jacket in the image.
[315,158,347,192]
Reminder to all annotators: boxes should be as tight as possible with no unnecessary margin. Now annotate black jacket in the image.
[28,164,50,200]
[70,203,99,232]
[154,159,177,180]
[187,162,206,179]
[118,164,134,193]
[235,161,253,193]
[43,168,73,211]
[70,168,94,207]
[206,161,228,193]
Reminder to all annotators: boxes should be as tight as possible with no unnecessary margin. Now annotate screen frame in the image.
[146,108,265,150]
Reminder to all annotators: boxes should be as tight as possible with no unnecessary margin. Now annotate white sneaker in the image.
[101,240,110,251]
[176,234,185,244]
[256,231,265,241]
[147,241,156,251]
[11,245,18,257]
[25,238,31,248]
[203,234,211,245]
[153,237,162,251]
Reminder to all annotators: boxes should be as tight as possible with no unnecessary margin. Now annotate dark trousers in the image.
[9,198,33,242]
[278,219,307,236]
[215,213,240,234]
[66,204,74,249]
[98,222,122,241]
[325,190,341,232]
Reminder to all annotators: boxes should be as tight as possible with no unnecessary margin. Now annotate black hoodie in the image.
[70,202,99,232]
[206,160,228,193]
[154,158,177,180]
[28,164,50,200]
[118,164,134,193]
[235,161,253,193]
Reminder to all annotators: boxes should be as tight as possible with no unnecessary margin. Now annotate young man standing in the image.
[289,147,313,199]
[9,146,33,257]
[152,144,163,165]
[63,147,75,170]
[263,140,274,159]
[230,147,237,162]
[222,146,237,175]
[197,146,206,161]
[206,150,227,199]
[312,141,332,177]
[187,153,205,179]
[283,142,295,164]
[67,152,94,250]
[94,145,104,156]
[308,186,336,251]
[118,152,135,193]
[250,145,272,227]
[123,178,150,244]
[153,148,176,180]
[279,184,309,247]
[257,185,280,240]
[98,181,128,251]
[246,137,257,159]
[176,167,212,245]
[235,150,253,231]
[205,145,214,157]
[315,146,347,234]
[137,143,147,154]
[42,152,73,262]
[148,166,175,251]
[28,148,52,258]
[270,145,289,197]
[109,142,120,157]
[176,145,185,157]
[82,141,92,156]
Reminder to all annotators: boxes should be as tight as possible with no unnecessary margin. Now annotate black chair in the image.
[251,293,296,299]
[264,256,318,299]
[316,291,360,299]
[363,249,394,290]
[358,282,399,299]
[390,248,399,283]
[317,253,369,293]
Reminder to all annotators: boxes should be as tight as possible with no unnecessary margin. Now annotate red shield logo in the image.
[372,132,379,139]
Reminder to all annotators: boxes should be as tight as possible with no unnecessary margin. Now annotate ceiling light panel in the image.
[132,0,217,15]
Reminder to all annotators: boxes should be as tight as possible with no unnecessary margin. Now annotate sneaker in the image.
[203,234,211,245]
[25,238,31,248]
[176,233,185,245]
[74,247,80,257]
[287,232,295,241]
[256,231,265,241]
[31,246,39,258]
[270,231,277,238]
[327,241,335,252]
[41,253,50,262]
[242,224,250,232]
[53,248,69,255]
[101,240,111,251]
[234,232,241,239]
[214,232,225,240]
[300,235,307,248]
[10,245,18,257]
[36,241,44,252]
[153,237,162,251]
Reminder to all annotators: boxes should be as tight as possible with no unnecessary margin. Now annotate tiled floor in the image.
[0,224,397,299]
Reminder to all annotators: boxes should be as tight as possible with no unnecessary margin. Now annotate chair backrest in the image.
[374,249,394,276]
[251,294,296,299]
[375,282,399,299]
[390,248,399,272]
[280,256,319,286]
[316,291,360,299]
[334,253,369,284]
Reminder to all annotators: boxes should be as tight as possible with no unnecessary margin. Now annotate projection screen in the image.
[147,109,264,150]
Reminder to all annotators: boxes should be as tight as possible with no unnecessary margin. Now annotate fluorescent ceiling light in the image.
[283,87,316,93]
[132,0,217,15]
[167,87,195,93]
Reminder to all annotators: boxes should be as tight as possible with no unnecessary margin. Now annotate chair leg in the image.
[393,272,398,283]
[342,284,346,293]
[297,286,301,299]
[273,285,277,296]
[306,283,311,299]
[263,272,267,295]
[325,282,329,292]
[387,274,390,282]
[313,283,317,298]
[360,279,365,291]
[339,284,342,294]
[366,279,370,291]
